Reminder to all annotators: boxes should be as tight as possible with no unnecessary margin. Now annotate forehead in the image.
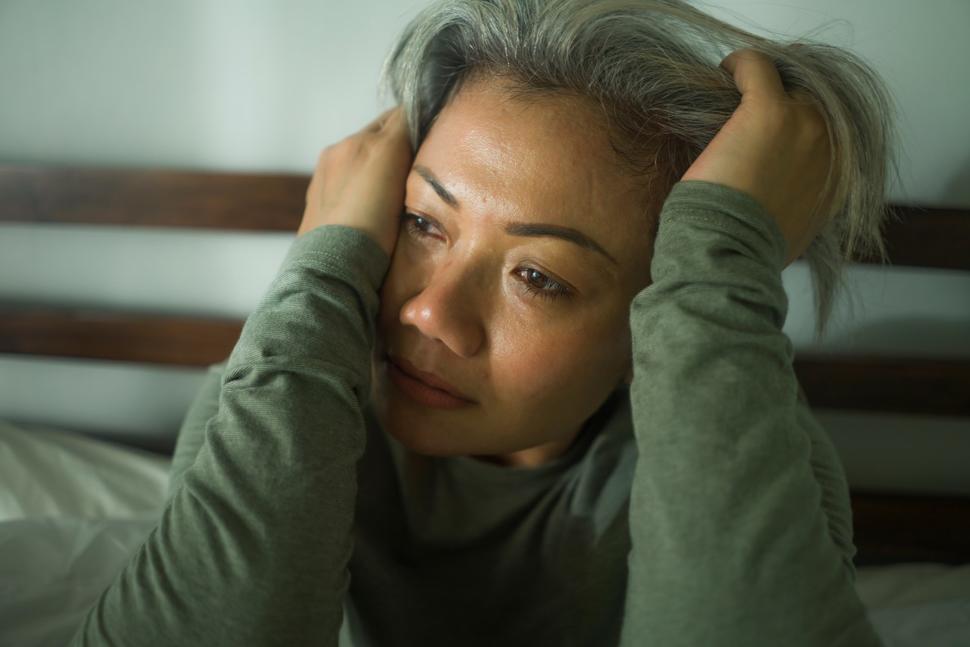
[410,76,651,267]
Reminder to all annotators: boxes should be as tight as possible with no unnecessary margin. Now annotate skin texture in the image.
[297,49,834,468]
[371,76,654,468]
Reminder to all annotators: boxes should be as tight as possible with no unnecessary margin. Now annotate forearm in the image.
[166,360,226,504]
[620,181,881,646]
[70,225,389,646]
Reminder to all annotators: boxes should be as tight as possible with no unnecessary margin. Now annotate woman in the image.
[71,1,898,645]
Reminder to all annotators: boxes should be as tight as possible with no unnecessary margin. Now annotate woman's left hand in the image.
[680,48,835,268]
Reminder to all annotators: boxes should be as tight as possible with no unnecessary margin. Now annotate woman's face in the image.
[372,75,655,468]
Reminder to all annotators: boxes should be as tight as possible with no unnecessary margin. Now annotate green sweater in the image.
[68,180,884,646]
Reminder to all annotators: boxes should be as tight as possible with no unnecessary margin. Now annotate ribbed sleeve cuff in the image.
[658,180,789,273]
[282,224,391,294]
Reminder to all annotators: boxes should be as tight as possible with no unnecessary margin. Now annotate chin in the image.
[376,403,464,457]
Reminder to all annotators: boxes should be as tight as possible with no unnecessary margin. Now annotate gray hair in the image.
[377,0,903,341]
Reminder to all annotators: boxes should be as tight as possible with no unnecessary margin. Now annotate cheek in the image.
[490,325,608,403]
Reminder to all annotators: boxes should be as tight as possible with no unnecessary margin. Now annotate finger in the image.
[720,48,787,100]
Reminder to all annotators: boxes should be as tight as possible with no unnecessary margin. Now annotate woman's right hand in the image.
[297,105,413,259]
[679,49,834,268]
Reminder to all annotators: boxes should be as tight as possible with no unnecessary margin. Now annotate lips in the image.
[386,353,474,402]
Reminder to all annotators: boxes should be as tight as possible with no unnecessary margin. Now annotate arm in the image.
[69,224,389,646]
[619,180,882,646]
[166,360,226,504]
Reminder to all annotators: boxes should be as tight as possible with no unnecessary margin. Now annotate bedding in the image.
[0,419,167,646]
[1,419,967,647]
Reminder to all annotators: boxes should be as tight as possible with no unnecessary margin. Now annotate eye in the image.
[515,267,572,302]
[401,211,440,239]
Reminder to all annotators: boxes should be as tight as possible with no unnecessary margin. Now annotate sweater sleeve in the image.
[166,360,227,505]
[68,224,390,647]
[618,180,883,646]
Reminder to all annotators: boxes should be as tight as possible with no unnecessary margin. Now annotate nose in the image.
[400,258,486,358]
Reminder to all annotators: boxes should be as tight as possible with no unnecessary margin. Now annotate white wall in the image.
[1,0,968,494]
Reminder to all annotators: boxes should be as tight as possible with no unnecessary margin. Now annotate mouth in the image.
[385,353,476,409]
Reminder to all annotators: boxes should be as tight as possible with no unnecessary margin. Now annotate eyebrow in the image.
[412,164,619,267]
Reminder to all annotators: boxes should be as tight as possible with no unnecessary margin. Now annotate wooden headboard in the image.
[1,163,968,567]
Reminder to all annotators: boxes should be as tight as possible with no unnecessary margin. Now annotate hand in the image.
[680,48,835,268]
[298,105,412,258]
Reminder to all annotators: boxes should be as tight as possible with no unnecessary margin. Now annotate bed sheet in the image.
[1,419,968,646]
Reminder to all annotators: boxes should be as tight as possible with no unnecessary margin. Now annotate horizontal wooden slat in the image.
[0,306,241,367]
[2,165,968,271]
[2,306,968,418]
[851,489,970,566]
[0,164,305,231]
[854,203,970,272]
[794,353,970,417]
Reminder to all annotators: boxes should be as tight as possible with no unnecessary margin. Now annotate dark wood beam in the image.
[0,164,305,231]
[794,353,970,417]
[854,203,970,272]
[851,489,970,566]
[0,305,240,367]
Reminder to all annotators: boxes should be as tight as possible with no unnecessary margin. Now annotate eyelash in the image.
[400,211,573,302]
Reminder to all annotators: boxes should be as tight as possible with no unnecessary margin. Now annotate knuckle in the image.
[330,137,361,160]
[355,135,377,155]
[371,130,397,149]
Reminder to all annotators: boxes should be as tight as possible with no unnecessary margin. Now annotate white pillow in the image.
[0,419,172,646]
[0,418,171,521]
